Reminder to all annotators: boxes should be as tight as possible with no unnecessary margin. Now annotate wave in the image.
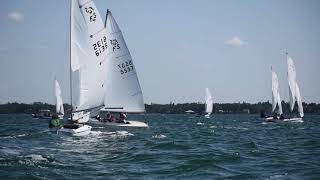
[152,134,167,139]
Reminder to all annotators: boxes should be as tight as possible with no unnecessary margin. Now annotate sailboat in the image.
[55,79,64,119]
[264,67,283,121]
[99,9,148,127]
[51,0,108,136]
[283,53,304,122]
[204,88,213,118]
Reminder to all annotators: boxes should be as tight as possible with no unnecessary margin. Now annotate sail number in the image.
[92,36,107,57]
[118,60,134,75]
[110,39,120,51]
[85,6,97,22]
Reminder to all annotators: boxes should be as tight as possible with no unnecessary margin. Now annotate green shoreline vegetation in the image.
[0,101,319,114]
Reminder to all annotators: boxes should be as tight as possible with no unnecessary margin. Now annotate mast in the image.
[69,0,73,121]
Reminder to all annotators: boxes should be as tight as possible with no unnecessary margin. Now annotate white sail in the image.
[287,55,297,112]
[276,91,283,115]
[295,82,304,117]
[55,79,64,115]
[70,0,107,118]
[103,10,145,113]
[205,88,213,114]
[271,68,282,115]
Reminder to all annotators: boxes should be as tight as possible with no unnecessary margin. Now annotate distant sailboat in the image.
[283,53,304,122]
[51,0,108,136]
[264,67,283,121]
[55,79,64,119]
[204,88,213,118]
[99,9,147,127]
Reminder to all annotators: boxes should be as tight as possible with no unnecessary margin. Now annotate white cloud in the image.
[225,36,247,47]
[8,11,24,23]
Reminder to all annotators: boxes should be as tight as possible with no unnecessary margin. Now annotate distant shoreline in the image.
[0,102,319,114]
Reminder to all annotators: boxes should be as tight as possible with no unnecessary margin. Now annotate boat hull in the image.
[204,114,210,118]
[91,120,148,127]
[50,125,92,136]
[263,117,303,123]
[283,118,303,122]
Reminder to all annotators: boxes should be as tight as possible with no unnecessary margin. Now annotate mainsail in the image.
[205,88,213,114]
[287,55,297,112]
[70,0,107,120]
[103,10,145,113]
[271,67,283,115]
[286,54,304,117]
[55,79,64,115]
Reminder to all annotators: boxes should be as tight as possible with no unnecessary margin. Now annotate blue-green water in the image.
[0,114,319,179]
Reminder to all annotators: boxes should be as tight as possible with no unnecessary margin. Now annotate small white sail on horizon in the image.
[103,9,145,113]
[205,88,213,115]
[70,0,108,122]
[55,79,64,117]
[271,67,283,115]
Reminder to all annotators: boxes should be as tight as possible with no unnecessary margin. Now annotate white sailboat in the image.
[204,88,213,118]
[100,9,147,127]
[283,53,304,122]
[55,79,64,119]
[265,67,283,121]
[52,0,108,136]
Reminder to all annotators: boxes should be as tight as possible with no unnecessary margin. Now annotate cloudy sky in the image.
[0,0,319,104]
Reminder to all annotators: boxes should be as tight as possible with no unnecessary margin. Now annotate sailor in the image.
[49,114,63,128]
[106,112,115,122]
[117,112,127,123]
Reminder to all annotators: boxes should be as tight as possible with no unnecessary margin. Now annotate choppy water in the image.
[0,114,319,179]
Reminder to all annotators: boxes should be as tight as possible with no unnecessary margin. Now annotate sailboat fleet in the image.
[42,0,307,136]
[263,52,304,122]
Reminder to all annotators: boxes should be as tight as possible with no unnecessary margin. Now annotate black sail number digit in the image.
[92,36,108,57]
[117,60,134,75]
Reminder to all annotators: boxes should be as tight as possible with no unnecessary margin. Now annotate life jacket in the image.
[49,119,62,128]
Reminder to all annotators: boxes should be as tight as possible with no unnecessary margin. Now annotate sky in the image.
[0,0,320,104]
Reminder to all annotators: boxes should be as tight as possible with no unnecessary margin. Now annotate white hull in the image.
[71,112,90,123]
[92,120,148,127]
[50,125,92,136]
[283,117,303,123]
[204,114,211,118]
[264,117,303,123]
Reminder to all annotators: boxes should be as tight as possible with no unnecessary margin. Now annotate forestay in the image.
[55,79,64,115]
[205,88,213,114]
[103,10,145,113]
[70,0,107,113]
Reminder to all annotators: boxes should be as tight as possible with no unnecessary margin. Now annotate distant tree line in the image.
[145,101,320,114]
[0,102,72,114]
[0,101,319,114]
